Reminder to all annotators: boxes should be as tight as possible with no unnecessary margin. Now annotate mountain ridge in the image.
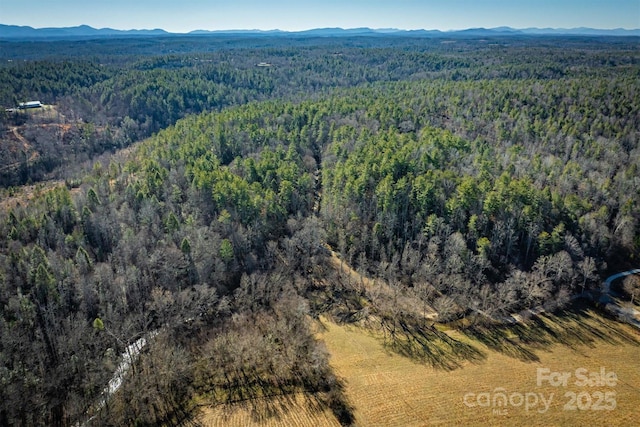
[0,24,169,39]
[1,23,639,39]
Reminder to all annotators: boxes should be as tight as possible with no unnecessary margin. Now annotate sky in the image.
[1,0,639,32]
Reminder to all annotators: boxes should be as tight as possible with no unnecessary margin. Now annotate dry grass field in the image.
[317,308,640,427]
[197,305,640,426]
[195,392,341,427]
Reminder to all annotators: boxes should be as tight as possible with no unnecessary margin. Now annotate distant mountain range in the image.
[0,24,169,39]
[1,24,638,39]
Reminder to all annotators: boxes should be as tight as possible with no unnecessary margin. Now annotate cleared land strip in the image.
[325,246,438,321]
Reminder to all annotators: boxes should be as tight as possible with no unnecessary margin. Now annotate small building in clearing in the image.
[18,101,42,109]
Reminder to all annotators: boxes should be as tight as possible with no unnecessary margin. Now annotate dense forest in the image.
[0,35,638,426]
[1,35,635,184]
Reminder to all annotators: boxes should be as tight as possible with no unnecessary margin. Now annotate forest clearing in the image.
[317,311,640,426]
[195,246,640,426]
[198,309,640,426]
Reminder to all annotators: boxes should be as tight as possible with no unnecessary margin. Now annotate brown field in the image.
[197,307,640,426]
[196,393,341,427]
[317,310,640,427]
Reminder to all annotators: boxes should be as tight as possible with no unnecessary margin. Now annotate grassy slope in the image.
[196,393,341,427]
[196,309,640,426]
[317,312,640,426]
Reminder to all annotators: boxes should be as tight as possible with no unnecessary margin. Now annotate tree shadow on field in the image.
[377,312,486,371]
[312,262,486,371]
[200,378,354,427]
[463,322,542,362]
[461,300,640,362]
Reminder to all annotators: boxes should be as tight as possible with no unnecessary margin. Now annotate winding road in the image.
[80,331,158,426]
[468,268,640,328]
[0,127,40,173]
[602,268,640,295]
[600,268,640,329]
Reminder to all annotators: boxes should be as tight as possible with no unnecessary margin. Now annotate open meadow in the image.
[199,306,640,426]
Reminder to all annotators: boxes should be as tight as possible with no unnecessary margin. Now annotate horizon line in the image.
[2,23,640,33]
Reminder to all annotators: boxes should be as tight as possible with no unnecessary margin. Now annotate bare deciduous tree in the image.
[623,275,640,305]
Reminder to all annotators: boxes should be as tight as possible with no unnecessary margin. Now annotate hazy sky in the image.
[2,0,639,32]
